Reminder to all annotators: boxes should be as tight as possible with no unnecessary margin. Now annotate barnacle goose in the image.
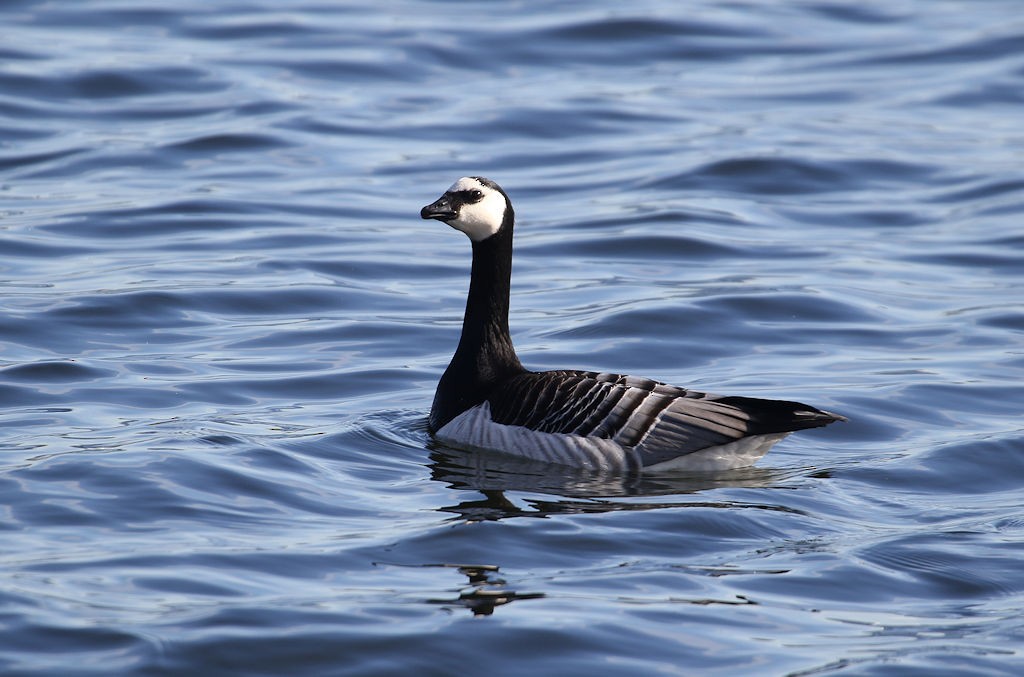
[421,177,845,473]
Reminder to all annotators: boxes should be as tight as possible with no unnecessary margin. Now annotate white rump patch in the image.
[445,177,507,242]
[642,433,789,473]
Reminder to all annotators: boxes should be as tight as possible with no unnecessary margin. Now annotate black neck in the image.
[457,229,519,367]
[429,223,524,431]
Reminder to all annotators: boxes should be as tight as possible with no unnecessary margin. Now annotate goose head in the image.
[421,176,513,242]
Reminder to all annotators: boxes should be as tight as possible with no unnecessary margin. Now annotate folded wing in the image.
[486,370,843,466]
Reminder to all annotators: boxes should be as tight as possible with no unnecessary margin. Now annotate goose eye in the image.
[470,190,483,201]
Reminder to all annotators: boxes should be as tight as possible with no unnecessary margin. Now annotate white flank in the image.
[435,402,634,471]
[445,177,507,242]
[435,402,791,473]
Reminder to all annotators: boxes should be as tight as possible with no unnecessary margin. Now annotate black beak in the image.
[421,194,456,221]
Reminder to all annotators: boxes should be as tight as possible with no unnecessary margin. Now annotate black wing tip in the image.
[793,408,848,426]
[824,409,848,423]
[715,395,847,433]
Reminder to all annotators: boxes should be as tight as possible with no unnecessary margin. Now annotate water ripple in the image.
[2,0,1024,674]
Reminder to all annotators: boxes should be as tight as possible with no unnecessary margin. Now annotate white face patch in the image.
[444,177,508,242]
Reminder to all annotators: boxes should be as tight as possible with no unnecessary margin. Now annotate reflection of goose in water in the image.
[429,444,795,499]
[416,563,544,617]
[408,561,768,616]
[429,447,810,522]
[421,177,845,473]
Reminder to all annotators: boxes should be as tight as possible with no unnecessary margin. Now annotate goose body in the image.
[421,177,844,472]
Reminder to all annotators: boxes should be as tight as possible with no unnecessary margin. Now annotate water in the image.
[2,0,1023,674]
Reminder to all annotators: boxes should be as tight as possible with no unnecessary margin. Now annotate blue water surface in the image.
[2,1,1024,674]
